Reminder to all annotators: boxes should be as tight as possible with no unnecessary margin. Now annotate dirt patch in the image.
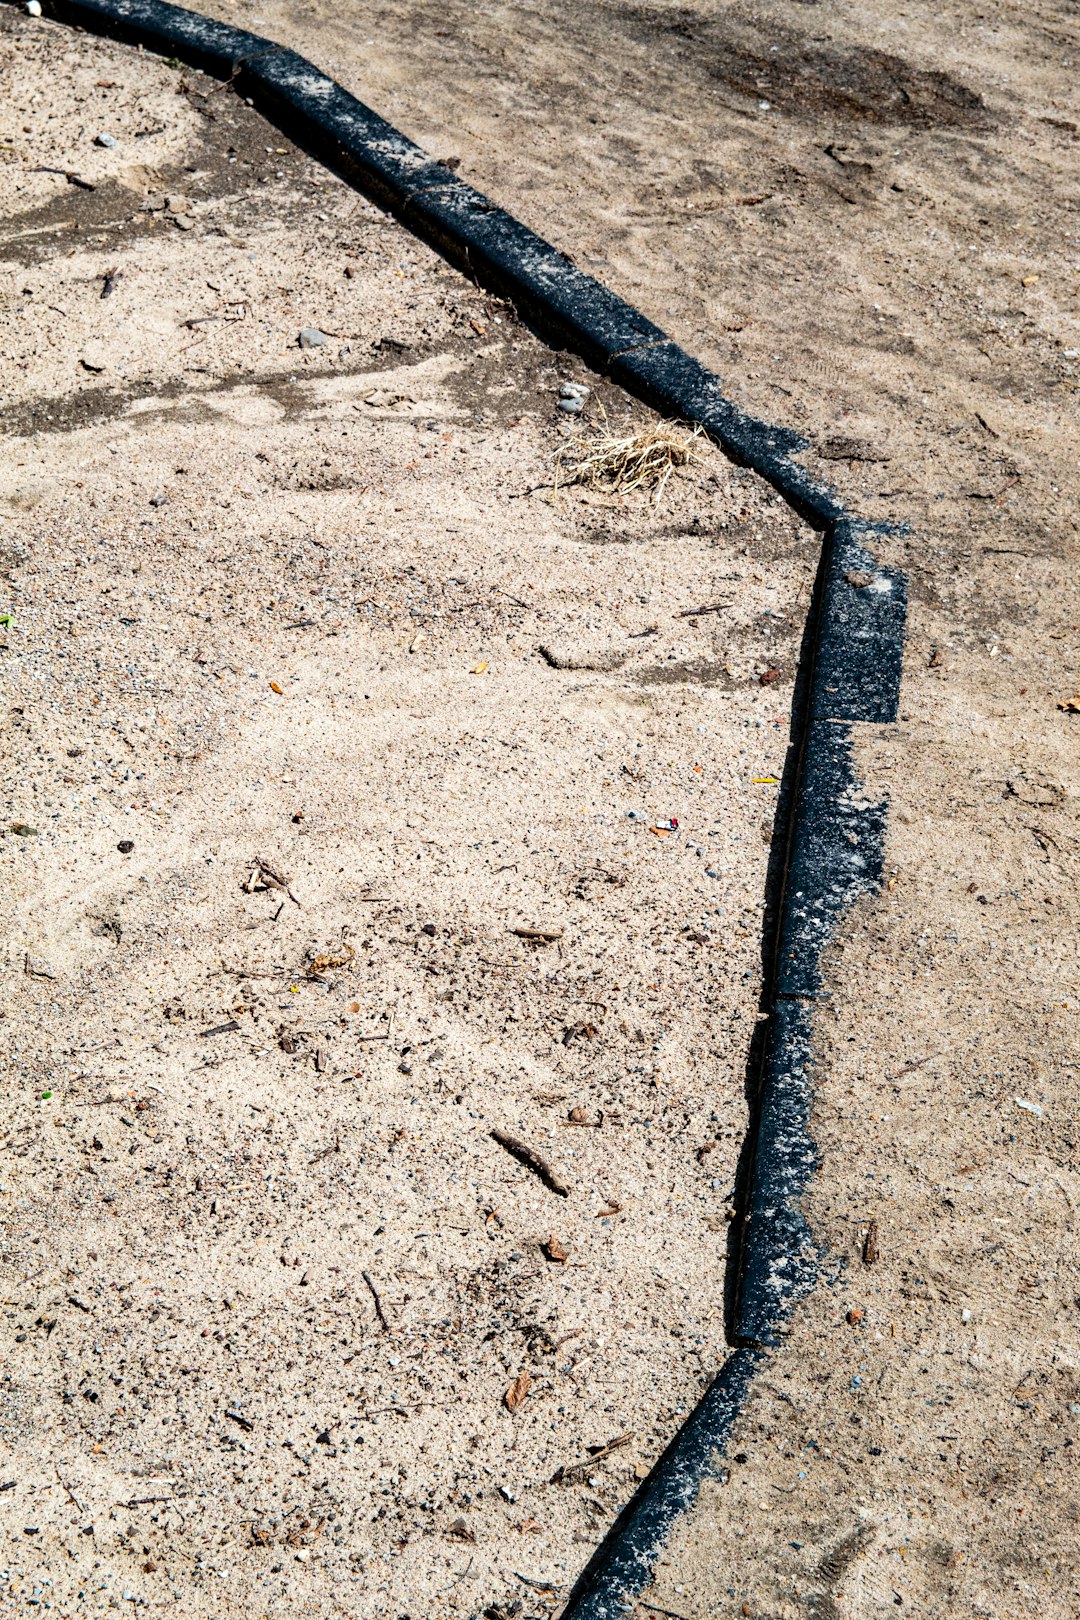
[608,5,995,131]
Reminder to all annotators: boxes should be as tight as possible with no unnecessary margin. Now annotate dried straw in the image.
[554,421,702,503]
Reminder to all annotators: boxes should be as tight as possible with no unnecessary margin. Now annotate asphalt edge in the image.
[3,3,910,1614]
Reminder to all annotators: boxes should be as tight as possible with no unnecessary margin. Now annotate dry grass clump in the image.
[554,421,702,503]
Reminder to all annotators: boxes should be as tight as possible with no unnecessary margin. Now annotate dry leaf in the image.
[269,680,284,694]
[306,940,356,977]
[1057,695,1080,713]
[446,1517,475,1543]
[504,1370,532,1412]
[470,660,489,675]
[542,1234,569,1263]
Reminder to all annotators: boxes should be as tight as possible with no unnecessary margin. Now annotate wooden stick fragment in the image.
[551,1431,635,1483]
[490,1129,570,1197]
[674,600,732,618]
[862,1219,880,1265]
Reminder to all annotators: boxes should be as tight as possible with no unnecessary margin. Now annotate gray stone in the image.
[94,132,118,149]
[298,327,329,349]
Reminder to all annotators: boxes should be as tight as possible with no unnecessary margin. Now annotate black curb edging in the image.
[7,2,909,1613]
[559,1347,764,1612]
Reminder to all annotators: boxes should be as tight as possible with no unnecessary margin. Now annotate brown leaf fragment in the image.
[542,1234,569,1263]
[446,1517,476,1543]
[306,938,356,978]
[504,1371,532,1413]
[1057,695,1080,713]
[511,924,564,943]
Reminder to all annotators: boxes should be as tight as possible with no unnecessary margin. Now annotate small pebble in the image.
[299,327,329,349]
[94,132,118,149]
[557,379,589,413]
[26,0,41,14]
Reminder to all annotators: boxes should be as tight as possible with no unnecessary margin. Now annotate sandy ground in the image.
[0,16,817,1616]
[1,1,1078,1617]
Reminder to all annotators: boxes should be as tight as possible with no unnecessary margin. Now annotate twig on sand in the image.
[362,1270,392,1333]
[55,1468,85,1515]
[551,1430,635,1483]
[674,600,732,618]
[244,856,300,906]
[490,1129,570,1197]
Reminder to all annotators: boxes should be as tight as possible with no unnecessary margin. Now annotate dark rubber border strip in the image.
[4,3,908,1614]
